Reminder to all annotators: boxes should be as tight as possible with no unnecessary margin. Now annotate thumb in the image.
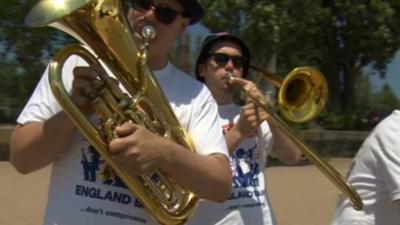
[229,76,250,87]
[115,121,139,137]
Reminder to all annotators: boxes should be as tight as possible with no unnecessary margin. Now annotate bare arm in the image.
[10,66,98,174]
[224,103,263,155]
[227,77,302,164]
[395,199,400,208]
[266,117,303,165]
[224,78,269,155]
[225,105,302,165]
[108,122,232,202]
[9,112,77,174]
[162,141,232,202]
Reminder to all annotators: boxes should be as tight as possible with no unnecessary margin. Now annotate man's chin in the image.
[224,86,235,92]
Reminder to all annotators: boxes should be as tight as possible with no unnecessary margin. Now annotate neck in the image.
[148,54,168,70]
[213,91,234,105]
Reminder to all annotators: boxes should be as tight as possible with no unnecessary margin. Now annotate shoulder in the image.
[169,65,213,103]
[365,110,400,155]
[373,110,400,139]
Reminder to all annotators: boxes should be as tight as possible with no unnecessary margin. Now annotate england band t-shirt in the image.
[187,103,277,225]
[17,54,229,225]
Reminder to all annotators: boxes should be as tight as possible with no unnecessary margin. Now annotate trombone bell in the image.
[235,66,363,210]
[278,67,328,123]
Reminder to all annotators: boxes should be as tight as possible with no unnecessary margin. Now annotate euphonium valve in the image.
[25,0,198,224]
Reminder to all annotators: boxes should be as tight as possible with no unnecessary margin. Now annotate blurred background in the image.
[2,0,400,159]
[1,0,400,131]
[1,0,400,224]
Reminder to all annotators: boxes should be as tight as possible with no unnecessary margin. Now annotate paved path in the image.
[0,158,353,225]
[0,162,50,225]
[265,158,352,225]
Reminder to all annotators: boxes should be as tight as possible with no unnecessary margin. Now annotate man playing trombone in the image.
[187,32,303,225]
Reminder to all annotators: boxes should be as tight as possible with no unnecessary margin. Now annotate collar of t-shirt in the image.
[218,103,240,119]
[153,61,173,80]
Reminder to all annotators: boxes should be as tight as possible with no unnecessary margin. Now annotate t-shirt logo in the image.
[80,145,126,188]
[231,144,260,188]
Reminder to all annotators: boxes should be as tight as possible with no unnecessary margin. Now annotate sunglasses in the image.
[209,53,246,69]
[129,0,183,25]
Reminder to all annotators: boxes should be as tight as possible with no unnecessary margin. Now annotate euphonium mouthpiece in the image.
[142,25,156,42]
[139,25,156,64]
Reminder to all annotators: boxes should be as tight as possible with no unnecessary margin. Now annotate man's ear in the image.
[126,8,135,27]
[198,64,205,78]
[179,18,190,32]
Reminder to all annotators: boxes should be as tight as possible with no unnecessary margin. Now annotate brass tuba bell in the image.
[25,0,198,224]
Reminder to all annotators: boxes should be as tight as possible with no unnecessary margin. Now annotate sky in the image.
[368,51,400,97]
[188,23,400,98]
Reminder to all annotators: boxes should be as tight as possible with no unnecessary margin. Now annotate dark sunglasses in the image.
[129,0,183,25]
[209,53,246,69]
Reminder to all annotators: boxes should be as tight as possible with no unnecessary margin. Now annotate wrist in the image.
[225,125,246,154]
[158,139,183,173]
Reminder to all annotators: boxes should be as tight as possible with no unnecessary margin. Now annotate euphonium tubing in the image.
[228,73,363,210]
[25,0,198,224]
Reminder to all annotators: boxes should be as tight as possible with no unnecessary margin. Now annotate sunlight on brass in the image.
[25,0,198,224]
[250,65,327,123]
[229,68,363,210]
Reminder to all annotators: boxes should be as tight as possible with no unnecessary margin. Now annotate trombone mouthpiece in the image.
[227,73,235,81]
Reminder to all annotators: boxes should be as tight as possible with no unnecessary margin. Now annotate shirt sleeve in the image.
[259,121,273,156]
[188,88,229,158]
[376,113,400,202]
[17,55,87,125]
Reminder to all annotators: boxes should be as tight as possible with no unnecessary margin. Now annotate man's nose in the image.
[225,59,235,69]
[134,6,157,23]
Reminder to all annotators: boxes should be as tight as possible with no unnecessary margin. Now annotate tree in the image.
[0,61,26,122]
[199,0,400,128]
[170,30,192,74]
[170,29,208,77]
[0,0,74,122]
[372,83,400,115]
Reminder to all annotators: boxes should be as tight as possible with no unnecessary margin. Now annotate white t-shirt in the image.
[330,110,400,225]
[187,103,277,225]
[17,55,229,225]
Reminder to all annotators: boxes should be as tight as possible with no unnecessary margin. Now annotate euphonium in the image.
[229,66,363,210]
[25,0,198,224]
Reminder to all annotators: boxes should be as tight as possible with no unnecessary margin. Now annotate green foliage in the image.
[318,109,347,130]
[319,73,400,130]
[199,0,400,129]
[372,83,400,113]
[1,0,400,129]
[0,1,73,122]
[0,62,26,122]
[170,31,193,75]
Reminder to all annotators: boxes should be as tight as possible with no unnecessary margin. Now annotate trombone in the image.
[230,66,363,210]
